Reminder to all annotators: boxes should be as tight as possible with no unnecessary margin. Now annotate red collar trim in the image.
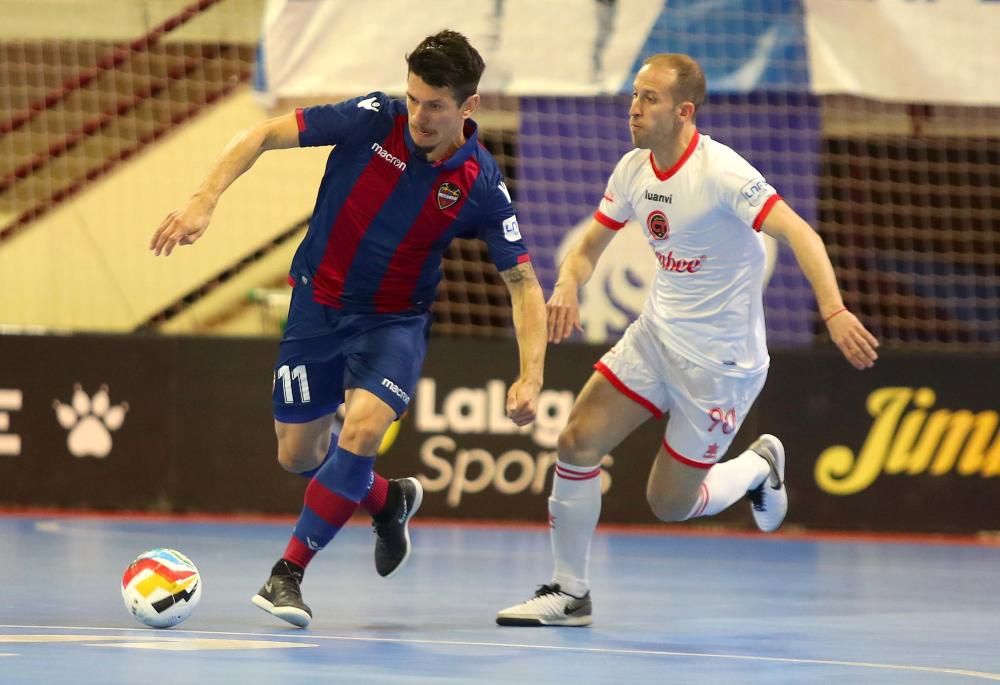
[649,130,700,181]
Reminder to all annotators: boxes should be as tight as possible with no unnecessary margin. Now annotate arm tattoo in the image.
[500,262,537,287]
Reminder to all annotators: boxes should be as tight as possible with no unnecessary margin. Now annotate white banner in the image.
[805,0,1000,105]
[258,0,663,100]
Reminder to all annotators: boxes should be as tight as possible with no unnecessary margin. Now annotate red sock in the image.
[282,479,360,569]
[360,473,389,516]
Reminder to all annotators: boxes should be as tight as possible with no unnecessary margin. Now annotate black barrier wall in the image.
[1,334,997,534]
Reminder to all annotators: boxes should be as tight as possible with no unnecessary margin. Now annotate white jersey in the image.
[595,131,781,376]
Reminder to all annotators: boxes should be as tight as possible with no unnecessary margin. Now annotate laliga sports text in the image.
[413,379,613,506]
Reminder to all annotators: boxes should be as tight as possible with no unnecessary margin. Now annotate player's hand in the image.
[826,309,879,370]
[150,194,214,256]
[547,283,583,343]
[506,376,541,426]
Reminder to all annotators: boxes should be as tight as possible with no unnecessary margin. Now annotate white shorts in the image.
[595,315,767,469]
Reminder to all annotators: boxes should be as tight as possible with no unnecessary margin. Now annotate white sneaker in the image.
[496,584,592,627]
[747,434,787,532]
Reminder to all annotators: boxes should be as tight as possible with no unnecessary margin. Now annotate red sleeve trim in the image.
[287,274,296,287]
[752,194,782,231]
[295,108,306,133]
[662,439,713,469]
[516,253,531,264]
[594,362,664,418]
[594,210,627,230]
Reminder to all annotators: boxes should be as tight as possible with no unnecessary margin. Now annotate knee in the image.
[556,422,602,467]
[338,421,385,455]
[646,489,693,523]
[276,434,330,474]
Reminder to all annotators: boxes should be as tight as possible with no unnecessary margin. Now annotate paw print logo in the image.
[53,384,129,458]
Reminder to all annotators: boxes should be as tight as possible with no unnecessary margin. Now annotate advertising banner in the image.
[0,335,301,513]
[256,0,664,99]
[804,0,1000,105]
[1,334,997,534]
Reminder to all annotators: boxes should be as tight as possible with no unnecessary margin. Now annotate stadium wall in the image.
[0,90,327,332]
[1,333,997,534]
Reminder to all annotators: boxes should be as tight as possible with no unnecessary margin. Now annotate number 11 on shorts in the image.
[276,365,311,404]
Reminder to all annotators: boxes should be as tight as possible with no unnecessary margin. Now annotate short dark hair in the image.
[643,53,707,112]
[406,30,485,104]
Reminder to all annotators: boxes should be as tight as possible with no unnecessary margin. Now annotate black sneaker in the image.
[250,560,312,628]
[373,477,423,578]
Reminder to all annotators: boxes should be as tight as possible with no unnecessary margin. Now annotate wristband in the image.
[823,307,848,323]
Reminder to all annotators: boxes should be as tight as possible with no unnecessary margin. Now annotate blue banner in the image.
[628,0,810,93]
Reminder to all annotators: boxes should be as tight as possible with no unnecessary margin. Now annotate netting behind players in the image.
[0,1,996,347]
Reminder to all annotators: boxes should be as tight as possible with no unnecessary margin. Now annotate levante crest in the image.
[437,182,462,210]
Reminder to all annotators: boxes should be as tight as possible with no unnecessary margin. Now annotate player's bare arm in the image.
[150,112,301,256]
[762,200,880,370]
[500,261,547,426]
[547,219,618,343]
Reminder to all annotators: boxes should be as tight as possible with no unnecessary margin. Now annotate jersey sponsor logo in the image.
[381,378,411,404]
[646,210,670,240]
[371,142,406,170]
[497,181,512,204]
[502,215,521,242]
[740,178,773,207]
[437,182,462,210]
[357,96,381,112]
[644,190,672,204]
[656,250,705,273]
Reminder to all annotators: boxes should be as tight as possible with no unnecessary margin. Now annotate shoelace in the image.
[747,486,766,512]
[533,584,563,598]
[273,574,304,601]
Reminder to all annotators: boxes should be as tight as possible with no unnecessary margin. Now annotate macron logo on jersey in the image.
[358,96,381,112]
[371,142,406,171]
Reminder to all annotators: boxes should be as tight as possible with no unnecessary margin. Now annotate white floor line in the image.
[1,624,997,681]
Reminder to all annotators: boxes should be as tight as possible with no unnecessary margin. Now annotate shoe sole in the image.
[758,433,786,486]
[381,476,423,579]
[250,594,311,628]
[750,434,787,533]
[496,615,593,627]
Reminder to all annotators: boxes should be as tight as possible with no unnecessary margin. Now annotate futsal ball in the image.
[121,548,202,628]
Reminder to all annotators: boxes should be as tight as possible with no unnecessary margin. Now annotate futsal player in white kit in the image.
[496,54,879,626]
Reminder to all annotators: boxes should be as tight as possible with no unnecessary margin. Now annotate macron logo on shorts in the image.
[381,378,411,404]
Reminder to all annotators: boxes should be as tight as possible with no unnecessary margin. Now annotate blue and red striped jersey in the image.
[290,92,530,314]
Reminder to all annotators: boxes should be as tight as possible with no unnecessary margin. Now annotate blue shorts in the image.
[272,283,431,423]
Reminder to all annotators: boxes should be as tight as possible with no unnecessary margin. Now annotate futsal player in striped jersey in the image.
[496,54,879,627]
[151,30,546,628]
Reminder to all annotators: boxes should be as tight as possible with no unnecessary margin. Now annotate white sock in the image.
[548,460,602,597]
[686,450,770,519]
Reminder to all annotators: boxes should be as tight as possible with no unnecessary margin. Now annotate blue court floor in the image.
[0,515,998,684]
